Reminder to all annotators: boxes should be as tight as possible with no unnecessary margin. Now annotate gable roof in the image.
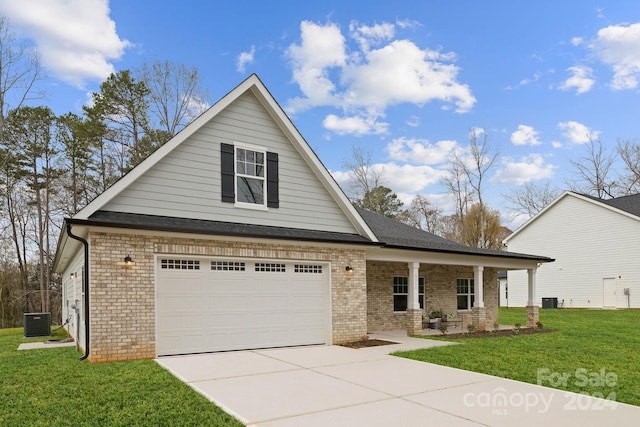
[355,207,552,261]
[72,74,377,242]
[505,191,640,243]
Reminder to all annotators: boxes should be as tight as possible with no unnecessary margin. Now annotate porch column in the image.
[526,268,539,328]
[406,262,422,335]
[472,265,486,331]
[527,268,537,306]
[408,262,420,310]
[473,265,484,308]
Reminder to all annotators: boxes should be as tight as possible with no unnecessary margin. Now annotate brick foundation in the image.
[406,308,423,336]
[471,306,487,331]
[526,305,539,328]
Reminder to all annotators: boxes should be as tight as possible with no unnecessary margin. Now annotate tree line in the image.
[0,15,209,327]
[1,13,639,327]
[347,133,640,251]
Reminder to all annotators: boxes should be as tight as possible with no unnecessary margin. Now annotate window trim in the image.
[456,278,475,311]
[393,276,425,313]
[234,143,268,210]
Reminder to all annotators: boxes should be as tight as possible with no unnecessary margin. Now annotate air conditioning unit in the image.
[24,313,51,337]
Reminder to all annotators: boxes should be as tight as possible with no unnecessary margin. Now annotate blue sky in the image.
[2,0,640,229]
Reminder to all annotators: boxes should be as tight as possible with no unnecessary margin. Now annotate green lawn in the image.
[0,328,242,426]
[396,308,640,406]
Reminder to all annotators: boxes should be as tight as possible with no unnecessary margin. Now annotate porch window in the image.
[457,278,475,310]
[393,276,424,312]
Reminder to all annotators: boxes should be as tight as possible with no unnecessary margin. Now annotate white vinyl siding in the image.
[61,252,86,350]
[506,194,640,308]
[101,92,358,234]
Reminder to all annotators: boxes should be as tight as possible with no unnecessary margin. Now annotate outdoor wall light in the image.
[124,255,134,266]
[345,265,353,272]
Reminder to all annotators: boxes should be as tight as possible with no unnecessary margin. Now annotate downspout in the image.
[66,223,90,361]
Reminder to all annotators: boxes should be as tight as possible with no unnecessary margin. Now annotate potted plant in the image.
[428,309,443,329]
[429,309,443,319]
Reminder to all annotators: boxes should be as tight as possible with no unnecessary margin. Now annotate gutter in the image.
[66,223,90,361]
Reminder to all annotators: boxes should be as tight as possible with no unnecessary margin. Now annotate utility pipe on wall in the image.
[66,223,90,361]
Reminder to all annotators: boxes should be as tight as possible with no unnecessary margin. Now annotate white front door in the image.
[603,277,616,308]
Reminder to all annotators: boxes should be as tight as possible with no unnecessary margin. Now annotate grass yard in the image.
[0,327,242,427]
[396,308,640,406]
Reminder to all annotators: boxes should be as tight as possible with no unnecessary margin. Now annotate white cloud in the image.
[236,45,255,73]
[341,39,474,112]
[406,115,420,127]
[558,121,600,144]
[382,162,448,193]
[331,161,445,197]
[491,154,556,185]
[571,37,584,46]
[0,0,130,87]
[511,125,542,146]
[322,114,388,136]
[349,21,394,52]
[386,137,457,165]
[559,65,595,94]
[285,21,346,112]
[519,72,542,86]
[286,20,475,135]
[396,19,421,30]
[552,141,563,149]
[590,22,640,90]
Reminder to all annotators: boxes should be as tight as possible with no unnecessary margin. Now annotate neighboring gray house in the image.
[53,74,551,362]
[505,191,640,309]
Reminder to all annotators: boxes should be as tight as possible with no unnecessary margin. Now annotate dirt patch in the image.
[436,328,555,339]
[339,339,398,349]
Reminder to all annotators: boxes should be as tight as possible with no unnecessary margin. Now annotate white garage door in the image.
[156,257,330,356]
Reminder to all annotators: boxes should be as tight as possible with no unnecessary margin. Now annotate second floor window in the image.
[236,147,265,205]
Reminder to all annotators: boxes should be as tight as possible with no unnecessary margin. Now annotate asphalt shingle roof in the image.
[354,206,552,261]
[73,208,552,262]
[78,211,374,245]
[598,194,640,218]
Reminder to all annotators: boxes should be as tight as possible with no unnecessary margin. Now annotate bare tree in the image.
[617,139,640,195]
[449,128,499,248]
[397,194,442,233]
[567,138,616,199]
[503,181,561,218]
[441,160,472,221]
[342,146,384,201]
[136,59,210,137]
[0,14,45,138]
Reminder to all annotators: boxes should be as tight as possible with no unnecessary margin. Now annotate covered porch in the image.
[364,248,542,337]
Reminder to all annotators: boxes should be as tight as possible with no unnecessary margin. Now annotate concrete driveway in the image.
[156,333,639,426]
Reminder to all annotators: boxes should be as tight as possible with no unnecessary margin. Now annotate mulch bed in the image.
[436,327,555,339]
[339,339,398,349]
[340,328,556,348]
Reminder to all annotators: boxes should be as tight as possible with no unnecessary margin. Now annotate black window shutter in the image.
[266,151,279,208]
[221,143,235,203]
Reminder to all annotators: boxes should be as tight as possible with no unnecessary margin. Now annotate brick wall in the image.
[366,261,499,332]
[88,231,367,362]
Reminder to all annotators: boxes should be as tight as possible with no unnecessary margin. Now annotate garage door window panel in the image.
[211,261,246,271]
[161,259,200,270]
